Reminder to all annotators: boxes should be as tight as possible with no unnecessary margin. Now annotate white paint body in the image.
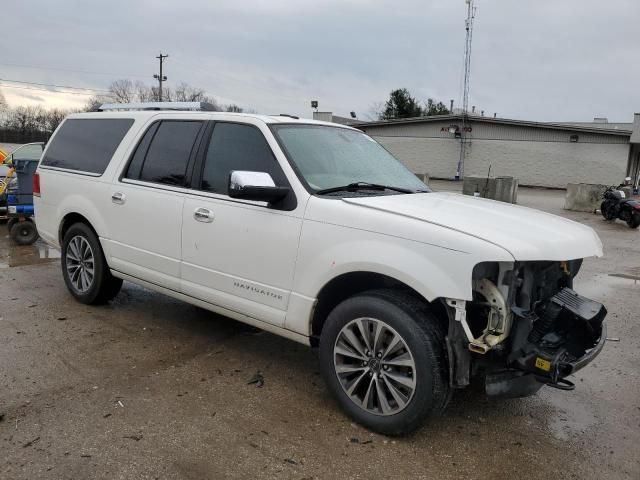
[34,111,603,345]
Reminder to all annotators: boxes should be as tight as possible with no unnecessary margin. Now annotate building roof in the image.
[351,114,632,137]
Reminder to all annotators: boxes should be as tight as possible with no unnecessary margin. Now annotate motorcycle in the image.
[600,186,640,229]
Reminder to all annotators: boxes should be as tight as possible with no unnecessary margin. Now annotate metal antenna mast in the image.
[456,0,476,180]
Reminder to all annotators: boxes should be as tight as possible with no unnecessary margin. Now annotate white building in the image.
[342,113,640,188]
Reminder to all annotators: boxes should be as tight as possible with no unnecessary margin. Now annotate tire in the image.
[10,220,38,245]
[319,289,450,436]
[61,223,122,304]
[600,201,615,220]
[7,217,18,232]
[627,212,640,229]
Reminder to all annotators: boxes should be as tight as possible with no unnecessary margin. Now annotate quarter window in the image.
[41,118,134,174]
[200,122,286,193]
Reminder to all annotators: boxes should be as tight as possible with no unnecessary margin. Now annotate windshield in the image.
[271,125,429,194]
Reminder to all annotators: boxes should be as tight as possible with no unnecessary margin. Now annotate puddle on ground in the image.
[0,237,60,268]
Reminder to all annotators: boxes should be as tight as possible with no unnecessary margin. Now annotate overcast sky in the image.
[1,0,638,122]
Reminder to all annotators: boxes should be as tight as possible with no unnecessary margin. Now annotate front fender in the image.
[293,220,513,303]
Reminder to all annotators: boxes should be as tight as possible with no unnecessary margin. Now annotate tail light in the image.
[33,172,41,197]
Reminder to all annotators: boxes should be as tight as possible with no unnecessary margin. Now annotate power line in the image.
[0,78,110,93]
[0,61,148,79]
[0,83,110,97]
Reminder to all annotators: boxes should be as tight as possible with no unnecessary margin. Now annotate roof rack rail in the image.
[98,101,218,112]
[277,114,300,119]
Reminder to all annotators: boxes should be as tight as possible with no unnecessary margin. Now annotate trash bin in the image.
[12,158,38,206]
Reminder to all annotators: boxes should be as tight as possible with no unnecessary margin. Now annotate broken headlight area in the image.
[445,260,607,396]
[508,287,606,388]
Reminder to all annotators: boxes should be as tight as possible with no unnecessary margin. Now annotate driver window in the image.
[200,122,287,193]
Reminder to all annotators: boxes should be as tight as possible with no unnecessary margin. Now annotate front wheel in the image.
[600,201,616,220]
[319,289,450,435]
[627,212,640,229]
[61,223,123,304]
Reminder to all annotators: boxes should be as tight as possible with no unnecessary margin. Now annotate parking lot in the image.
[1,184,639,480]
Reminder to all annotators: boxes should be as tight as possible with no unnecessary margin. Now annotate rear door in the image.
[181,121,302,326]
[103,119,205,291]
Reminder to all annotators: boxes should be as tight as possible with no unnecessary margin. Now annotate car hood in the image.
[342,192,603,261]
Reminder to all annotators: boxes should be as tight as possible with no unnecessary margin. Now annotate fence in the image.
[0,129,50,144]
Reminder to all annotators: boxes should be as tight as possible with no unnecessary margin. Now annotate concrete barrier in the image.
[564,183,607,212]
[462,176,518,203]
[415,173,430,186]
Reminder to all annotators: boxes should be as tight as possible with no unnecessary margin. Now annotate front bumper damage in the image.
[488,288,606,395]
[445,285,607,397]
[508,288,606,385]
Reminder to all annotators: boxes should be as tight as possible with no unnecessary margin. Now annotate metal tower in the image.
[456,0,477,180]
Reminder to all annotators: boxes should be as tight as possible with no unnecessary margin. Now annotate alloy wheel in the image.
[333,317,416,416]
[65,235,95,293]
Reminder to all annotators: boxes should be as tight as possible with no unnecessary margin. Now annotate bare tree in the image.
[135,81,155,102]
[45,108,69,132]
[173,82,204,102]
[83,94,112,112]
[83,79,231,113]
[0,88,7,111]
[0,103,77,140]
[108,79,137,103]
[366,102,385,121]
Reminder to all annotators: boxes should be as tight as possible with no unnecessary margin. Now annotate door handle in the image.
[111,192,126,204]
[194,207,214,223]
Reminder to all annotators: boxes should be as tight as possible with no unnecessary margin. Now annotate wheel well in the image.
[59,212,97,245]
[310,272,444,347]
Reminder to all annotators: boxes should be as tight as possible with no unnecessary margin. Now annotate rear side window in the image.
[41,118,134,174]
[125,121,203,186]
[201,122,286,193]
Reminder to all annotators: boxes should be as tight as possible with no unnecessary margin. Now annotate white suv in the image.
[34,103,607,435]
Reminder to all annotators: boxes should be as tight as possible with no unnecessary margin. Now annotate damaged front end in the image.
[444,260,606,397]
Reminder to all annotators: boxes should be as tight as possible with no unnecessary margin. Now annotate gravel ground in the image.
[0,185,638,479]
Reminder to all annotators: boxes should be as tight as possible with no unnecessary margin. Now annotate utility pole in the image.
[153,53,168,102]
[456,0,476,180]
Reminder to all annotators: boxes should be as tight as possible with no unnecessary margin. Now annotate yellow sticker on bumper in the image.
[535,357,552,372]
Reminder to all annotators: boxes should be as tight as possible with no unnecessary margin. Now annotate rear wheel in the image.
[10,220,38,245]
[627,212,640,229]
[319,289,450,435]
[61,223,122,304]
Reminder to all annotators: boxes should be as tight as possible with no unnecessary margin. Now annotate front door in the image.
[181,121,302,326]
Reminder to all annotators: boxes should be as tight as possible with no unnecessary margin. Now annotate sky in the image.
[0,0,638,122]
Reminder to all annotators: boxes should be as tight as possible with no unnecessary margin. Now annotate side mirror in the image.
[228,171,290,203]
